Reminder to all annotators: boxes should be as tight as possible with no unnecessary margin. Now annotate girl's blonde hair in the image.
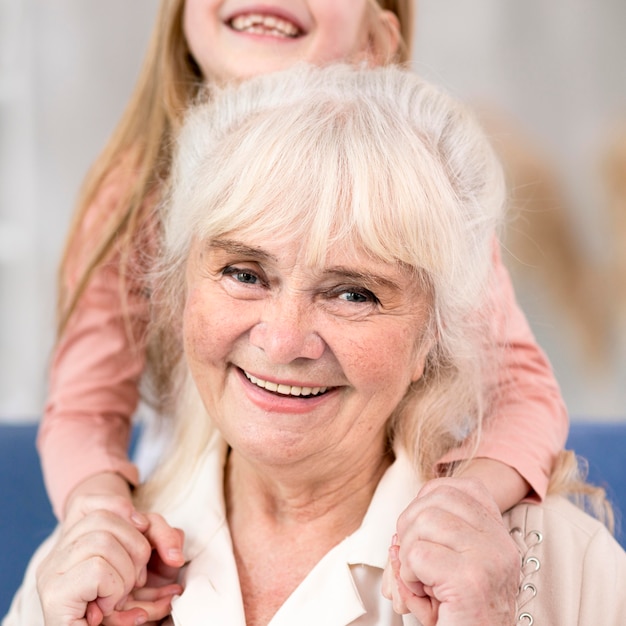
[57,0,414,336]
[140,63,505,507]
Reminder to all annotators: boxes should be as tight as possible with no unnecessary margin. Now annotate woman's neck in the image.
[224,447,393,626]
[225,446,393,531]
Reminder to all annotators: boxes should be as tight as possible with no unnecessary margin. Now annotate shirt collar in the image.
[164,440,423,625]
[345,448,422,570]
[160,432,230,562]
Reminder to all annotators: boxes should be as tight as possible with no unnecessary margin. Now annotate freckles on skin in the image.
[183,277,237,372]
[182,248,228,383]
[183,289,211,358]
[329,304,430,397]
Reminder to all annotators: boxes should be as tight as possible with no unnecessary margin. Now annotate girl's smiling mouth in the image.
[228,13,302,38]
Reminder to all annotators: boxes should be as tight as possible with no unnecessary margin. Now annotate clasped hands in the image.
[37,478,519,625]
[37,487,184,626]
[382,478,520,626]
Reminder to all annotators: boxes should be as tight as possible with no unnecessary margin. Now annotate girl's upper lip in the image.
[222,4,310,35]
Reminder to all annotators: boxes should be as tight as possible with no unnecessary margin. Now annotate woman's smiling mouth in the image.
[228,14,302,38]
[243,370,330,397]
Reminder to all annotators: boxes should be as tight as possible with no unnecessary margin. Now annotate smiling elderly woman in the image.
[7,64,626,626]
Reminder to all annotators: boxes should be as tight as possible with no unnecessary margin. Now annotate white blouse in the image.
[162,435,422,626]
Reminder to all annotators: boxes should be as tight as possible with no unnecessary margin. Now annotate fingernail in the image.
[131,511,148,527]
[168,548,184,563]
[391,533,398,546]
[135,615,147,625]
[388,544,400,560]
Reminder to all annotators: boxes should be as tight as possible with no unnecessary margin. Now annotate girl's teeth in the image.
[230,14,300,38]
[244,372,327,397]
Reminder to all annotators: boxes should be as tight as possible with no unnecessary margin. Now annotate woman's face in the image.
[183,230,432,473]
[182,0,399,82]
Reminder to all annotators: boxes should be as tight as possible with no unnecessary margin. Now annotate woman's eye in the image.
[222,266,261,285]
[338,289,378,304]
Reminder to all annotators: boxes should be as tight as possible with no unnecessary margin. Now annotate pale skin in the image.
[50,1,528,622]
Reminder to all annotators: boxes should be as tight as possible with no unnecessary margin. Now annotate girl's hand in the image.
[382,478,520,626]
[36,509,149,625]
[40,480,185,626]
[87,582,183,626]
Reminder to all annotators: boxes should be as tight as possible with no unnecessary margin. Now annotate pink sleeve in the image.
[38,260,147,519]
[439,239,569,500]
[38,171,150,520]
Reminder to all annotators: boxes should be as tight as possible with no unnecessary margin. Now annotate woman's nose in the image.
[249,294,325,363]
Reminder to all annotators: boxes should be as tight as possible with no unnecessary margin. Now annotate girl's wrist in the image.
[63,471,134,520]
[457,458,531,513]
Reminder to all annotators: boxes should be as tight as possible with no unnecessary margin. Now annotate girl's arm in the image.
[438,240,569,511]
[37,165,149,521]
[38,251,146,520]
[34,169,185,624]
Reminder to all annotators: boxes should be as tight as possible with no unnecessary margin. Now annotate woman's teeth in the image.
[244,371,328,397]
[230,14,300,38]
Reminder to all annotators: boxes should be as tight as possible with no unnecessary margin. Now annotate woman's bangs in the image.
[182,89,461,277]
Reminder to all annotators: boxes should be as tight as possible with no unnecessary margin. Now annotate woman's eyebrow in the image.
[206,238,277,262]
[323,267,401,291]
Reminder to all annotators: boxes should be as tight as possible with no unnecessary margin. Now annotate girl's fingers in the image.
[129,583,184,602]
[100,607,149,626]
[383,544,409,614]
[86,601,104,626]
[101,584,183,626]
[144,513,185,568]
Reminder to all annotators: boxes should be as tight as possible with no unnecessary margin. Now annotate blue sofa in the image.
[1,420,625,619]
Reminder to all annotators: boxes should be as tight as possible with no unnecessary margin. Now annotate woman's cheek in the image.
[182,289,216,361]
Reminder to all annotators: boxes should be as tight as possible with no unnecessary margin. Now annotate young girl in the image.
[35,0,567,622]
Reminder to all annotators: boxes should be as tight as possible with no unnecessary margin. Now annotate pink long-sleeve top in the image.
[38,167,569,519]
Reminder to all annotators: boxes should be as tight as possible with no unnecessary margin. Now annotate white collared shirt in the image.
[161,435,423,626]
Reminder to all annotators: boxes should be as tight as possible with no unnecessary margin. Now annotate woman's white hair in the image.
[144,63,506,505]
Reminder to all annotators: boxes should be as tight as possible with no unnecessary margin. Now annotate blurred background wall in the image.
[0,0,624,421]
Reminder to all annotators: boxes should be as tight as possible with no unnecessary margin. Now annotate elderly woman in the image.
[6,64,626,626]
